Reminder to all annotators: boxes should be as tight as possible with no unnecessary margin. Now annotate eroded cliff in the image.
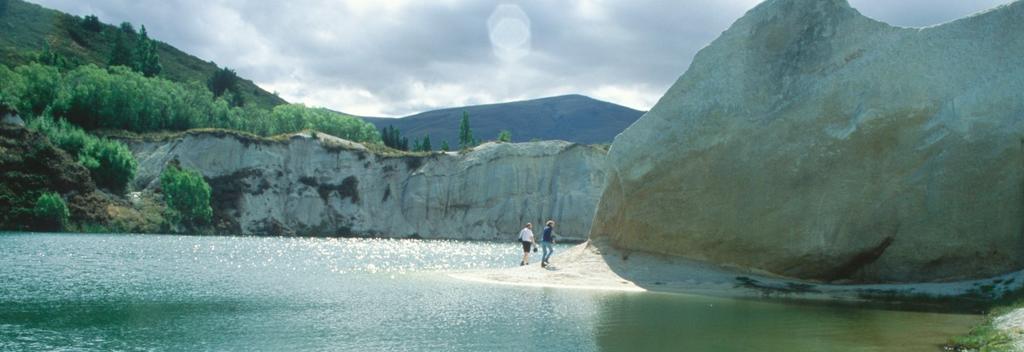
[129,131,606,240]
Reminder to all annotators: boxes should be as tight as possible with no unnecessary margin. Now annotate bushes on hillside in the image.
[33,192,69,231]
[28,115,137,194]
[79,138,137,194]
[160,164,212,227]
[1,62,381,143]
[14,63,61,116]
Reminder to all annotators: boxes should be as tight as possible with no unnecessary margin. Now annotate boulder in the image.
[590,0,1024,283]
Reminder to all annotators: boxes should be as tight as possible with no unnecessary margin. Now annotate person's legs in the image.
[542,241,553,263]
[521,241,531,265]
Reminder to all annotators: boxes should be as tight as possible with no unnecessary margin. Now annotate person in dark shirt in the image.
[540,220,556,267]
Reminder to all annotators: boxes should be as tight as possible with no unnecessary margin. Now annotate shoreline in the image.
[451,242,1024,313]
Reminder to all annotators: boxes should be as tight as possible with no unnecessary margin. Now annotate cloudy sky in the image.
[32,0,1014,117]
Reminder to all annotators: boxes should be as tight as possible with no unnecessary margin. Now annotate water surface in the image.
[0,233,978,351]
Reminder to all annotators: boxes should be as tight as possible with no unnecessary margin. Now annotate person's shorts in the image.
[521,241,532,253]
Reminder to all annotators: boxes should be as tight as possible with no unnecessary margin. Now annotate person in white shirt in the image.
[518,223,535,266]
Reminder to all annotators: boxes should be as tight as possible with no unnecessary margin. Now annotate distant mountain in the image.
[361,95,644,146]
[0,0,286,109]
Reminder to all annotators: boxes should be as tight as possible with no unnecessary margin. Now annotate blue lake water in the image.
[0,233,979,351]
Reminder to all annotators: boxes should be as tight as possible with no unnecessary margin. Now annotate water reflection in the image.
[593,292,976,352]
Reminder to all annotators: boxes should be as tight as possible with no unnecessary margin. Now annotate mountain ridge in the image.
[359,94,645,145]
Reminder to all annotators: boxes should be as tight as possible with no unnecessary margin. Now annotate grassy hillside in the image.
[0,0,286,109]
[361,94,644,146]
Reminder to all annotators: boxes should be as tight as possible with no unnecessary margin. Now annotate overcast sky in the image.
[31,0,1015,117]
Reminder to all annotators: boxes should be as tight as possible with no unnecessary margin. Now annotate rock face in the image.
[590,0,1024,283]
[130,131,606,240]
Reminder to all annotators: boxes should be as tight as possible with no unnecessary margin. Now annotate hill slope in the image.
[0,0,285,109]
[362,95,644,145]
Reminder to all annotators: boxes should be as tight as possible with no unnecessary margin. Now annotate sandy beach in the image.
[452,242,1024,308]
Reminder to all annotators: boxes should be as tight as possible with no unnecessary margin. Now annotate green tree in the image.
[81,15,102,32]
[132,25,162,77]
[160,164,213,226]
[458,111,474,149]
[79,138,138,194]
[381,125,409,151]
[33,192,69,231]
[14,63,61,116]
[108,31,133,67]
[0,65,25,114]
[421,135,431,151]
[119,21,135,34]
[207,66,239,98]
[497,130,511,142]
[440,140,449,151]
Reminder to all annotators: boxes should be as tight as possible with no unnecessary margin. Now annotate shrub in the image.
[497,130,511,143]
[14,63,61,116]
[28,115,90,156]
[160,164,212,226]
[79,138,137,194]
[33,192,69,231]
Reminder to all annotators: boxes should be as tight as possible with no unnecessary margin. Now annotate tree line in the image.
[379,111,513,152]
[0,62,381,144]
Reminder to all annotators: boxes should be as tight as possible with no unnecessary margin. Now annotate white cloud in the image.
[30,0,1015,117]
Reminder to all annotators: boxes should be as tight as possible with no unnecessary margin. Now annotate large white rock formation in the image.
[130,131,606,240]
[590,0,1024,283]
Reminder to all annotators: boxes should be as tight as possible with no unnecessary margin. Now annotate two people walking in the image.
[519,220,556,267]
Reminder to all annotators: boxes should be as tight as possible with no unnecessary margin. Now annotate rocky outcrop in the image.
[590,0,1024,283]
[129,131,606,240]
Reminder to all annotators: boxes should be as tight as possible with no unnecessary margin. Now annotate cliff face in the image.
[590,0,1024,283]
[130,131,606,240]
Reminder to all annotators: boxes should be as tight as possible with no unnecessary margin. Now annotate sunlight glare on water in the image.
[0,233,981,352]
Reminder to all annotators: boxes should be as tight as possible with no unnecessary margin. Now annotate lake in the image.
[0,232,979,351]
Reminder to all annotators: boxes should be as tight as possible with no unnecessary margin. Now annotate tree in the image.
[497,130,511,143]
[33,192,69,231]
[119,21,135,34]
[207,66,239,98]
[81,15,102,32]
[421,134,431,151]
[458,110,474,149]
[440,140,449,151]
[108,31,133,67]
[36,42,67,69]
[382,125,409,151]
[160,164,213,226]
[132,25,162,77]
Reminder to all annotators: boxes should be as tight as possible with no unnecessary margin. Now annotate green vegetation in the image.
[28,115,136,193]
[947,299,1023,351]
[1,62,380,143]
[0,0,285,109]
[412,135,432,152]
[32,192,68,231]
[80,15,101,32]
[381,125,409,151]
[458,111,476,149]
[440,140,450,151]
[207,66,239,99]
[497,130,511,143]
[78,137,137,194]
[131,25,162,77]
[160,164,213,227]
